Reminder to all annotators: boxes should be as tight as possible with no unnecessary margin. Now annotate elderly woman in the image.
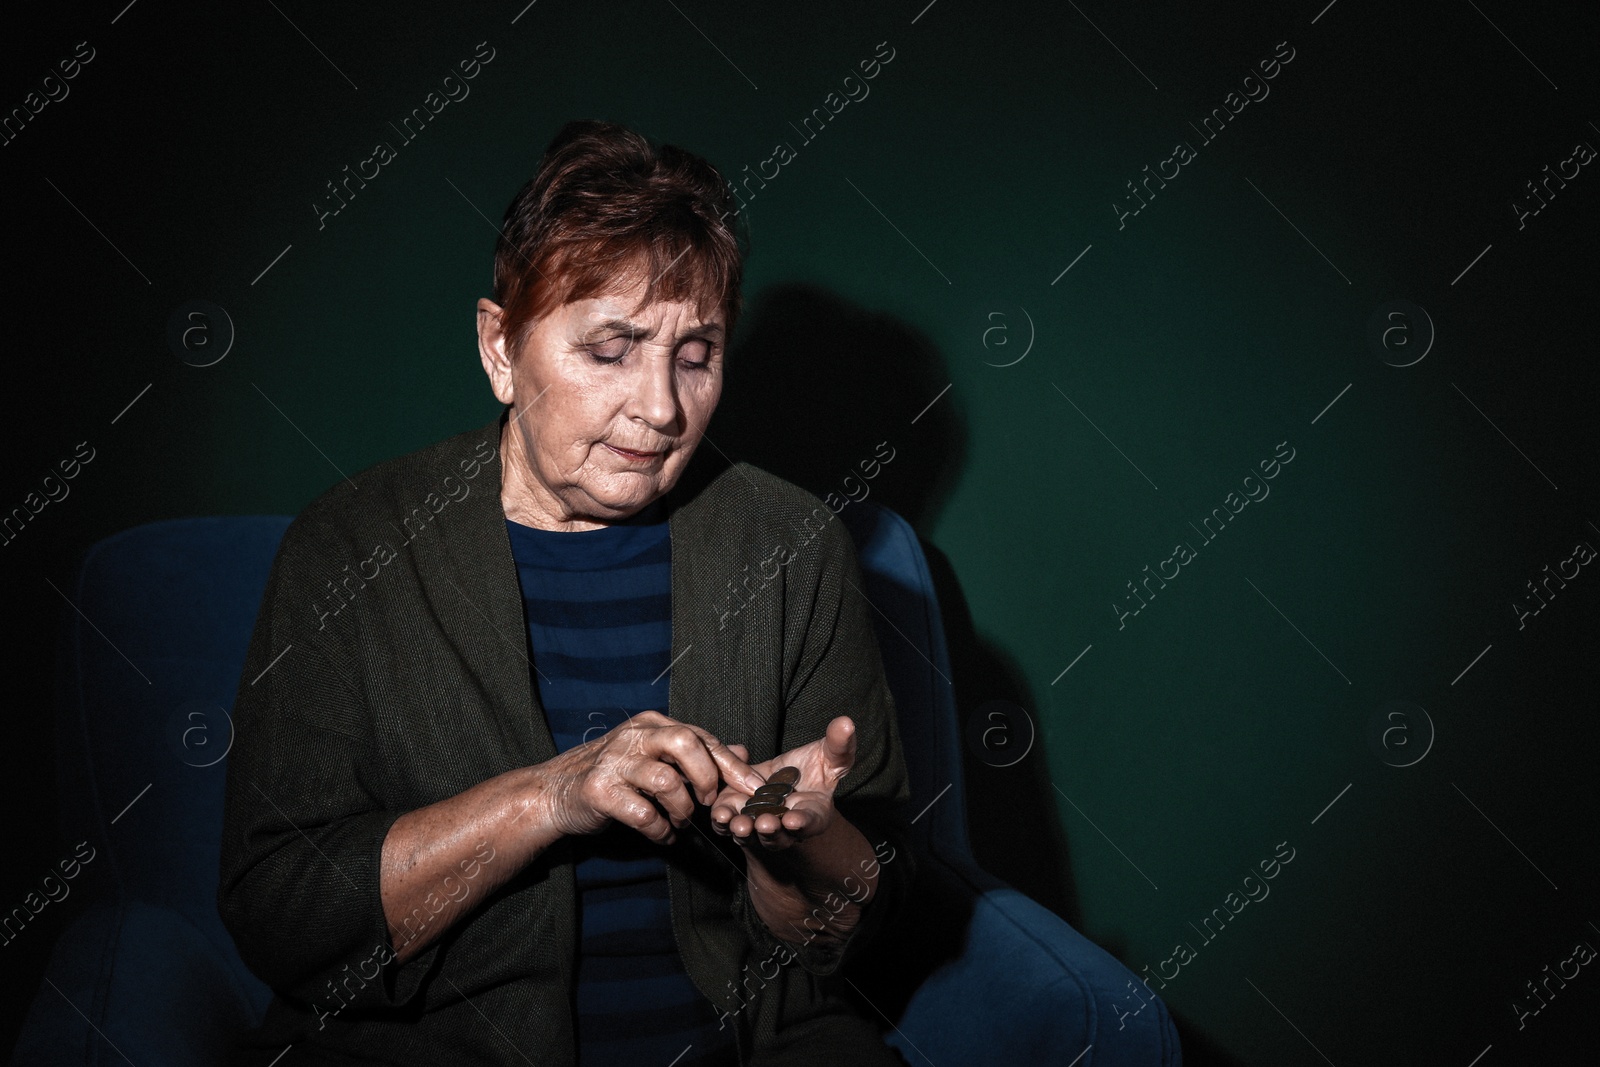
[218,120,916,1067]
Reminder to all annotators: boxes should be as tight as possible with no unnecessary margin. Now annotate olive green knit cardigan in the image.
[218,407,916,1066]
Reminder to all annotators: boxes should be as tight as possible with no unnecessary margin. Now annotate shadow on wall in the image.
[711,281,955,530]
[717,281,1245,1066]
[713,281,1080,933]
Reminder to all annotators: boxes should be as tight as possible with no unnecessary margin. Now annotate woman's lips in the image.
[605,443,662,462]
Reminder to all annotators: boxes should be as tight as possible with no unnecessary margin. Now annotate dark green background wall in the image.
[4,1,1597,1062]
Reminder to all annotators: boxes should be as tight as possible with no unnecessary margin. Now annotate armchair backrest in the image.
[55,515,292,1009]
[835,501,971,858]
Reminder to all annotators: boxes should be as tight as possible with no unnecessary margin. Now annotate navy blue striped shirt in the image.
[505,499,738,1067]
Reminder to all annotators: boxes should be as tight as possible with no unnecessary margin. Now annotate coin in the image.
[752,783,792,799]
[767,766,801,786]
[742,802,789,817]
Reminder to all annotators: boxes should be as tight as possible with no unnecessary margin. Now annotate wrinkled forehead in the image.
[564,288,726,339]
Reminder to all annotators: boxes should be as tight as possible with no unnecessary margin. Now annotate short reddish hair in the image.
[490,120,749,360]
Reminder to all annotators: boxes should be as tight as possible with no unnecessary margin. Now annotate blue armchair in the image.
[13,503,1179,1066]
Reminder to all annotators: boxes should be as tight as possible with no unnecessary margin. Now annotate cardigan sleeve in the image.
[734,507,918,978]
[217,513,445,1016]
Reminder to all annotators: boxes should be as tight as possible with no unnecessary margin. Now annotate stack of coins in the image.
[741,765,801,818]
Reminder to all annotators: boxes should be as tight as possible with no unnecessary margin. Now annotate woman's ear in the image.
[476,298,514,404]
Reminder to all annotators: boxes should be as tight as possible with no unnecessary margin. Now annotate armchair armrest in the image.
[854,843,1181,1066]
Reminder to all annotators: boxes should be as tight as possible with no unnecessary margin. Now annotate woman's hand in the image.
[709,715,859,854]
[379,711,756,963]
[709,716,886,946]
[535,710,760,846]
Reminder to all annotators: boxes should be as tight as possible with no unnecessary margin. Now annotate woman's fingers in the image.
[721,802,817,850]
[645,725,727,807]
[680,724,762,796]
[618,716,758,804]
[720,812,766,842]
[752,807,805,847]
[581,712,834,850]
[559,712,863,852]
[707,744,762,798]
[709,789,750,834]
[568,753,675,841]
[619,758,696,826]
[601,783,677,844]
[822,716,857,777]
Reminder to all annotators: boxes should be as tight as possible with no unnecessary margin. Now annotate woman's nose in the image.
[628,350,679,429]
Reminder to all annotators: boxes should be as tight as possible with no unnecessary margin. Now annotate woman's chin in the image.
[587,478,665,513]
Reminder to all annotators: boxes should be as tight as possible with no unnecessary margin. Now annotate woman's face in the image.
[477,274,725,531]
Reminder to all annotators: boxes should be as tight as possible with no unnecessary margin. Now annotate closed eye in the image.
[584,338,632,363]
[584,336,717,368]
[678,338,714,368]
